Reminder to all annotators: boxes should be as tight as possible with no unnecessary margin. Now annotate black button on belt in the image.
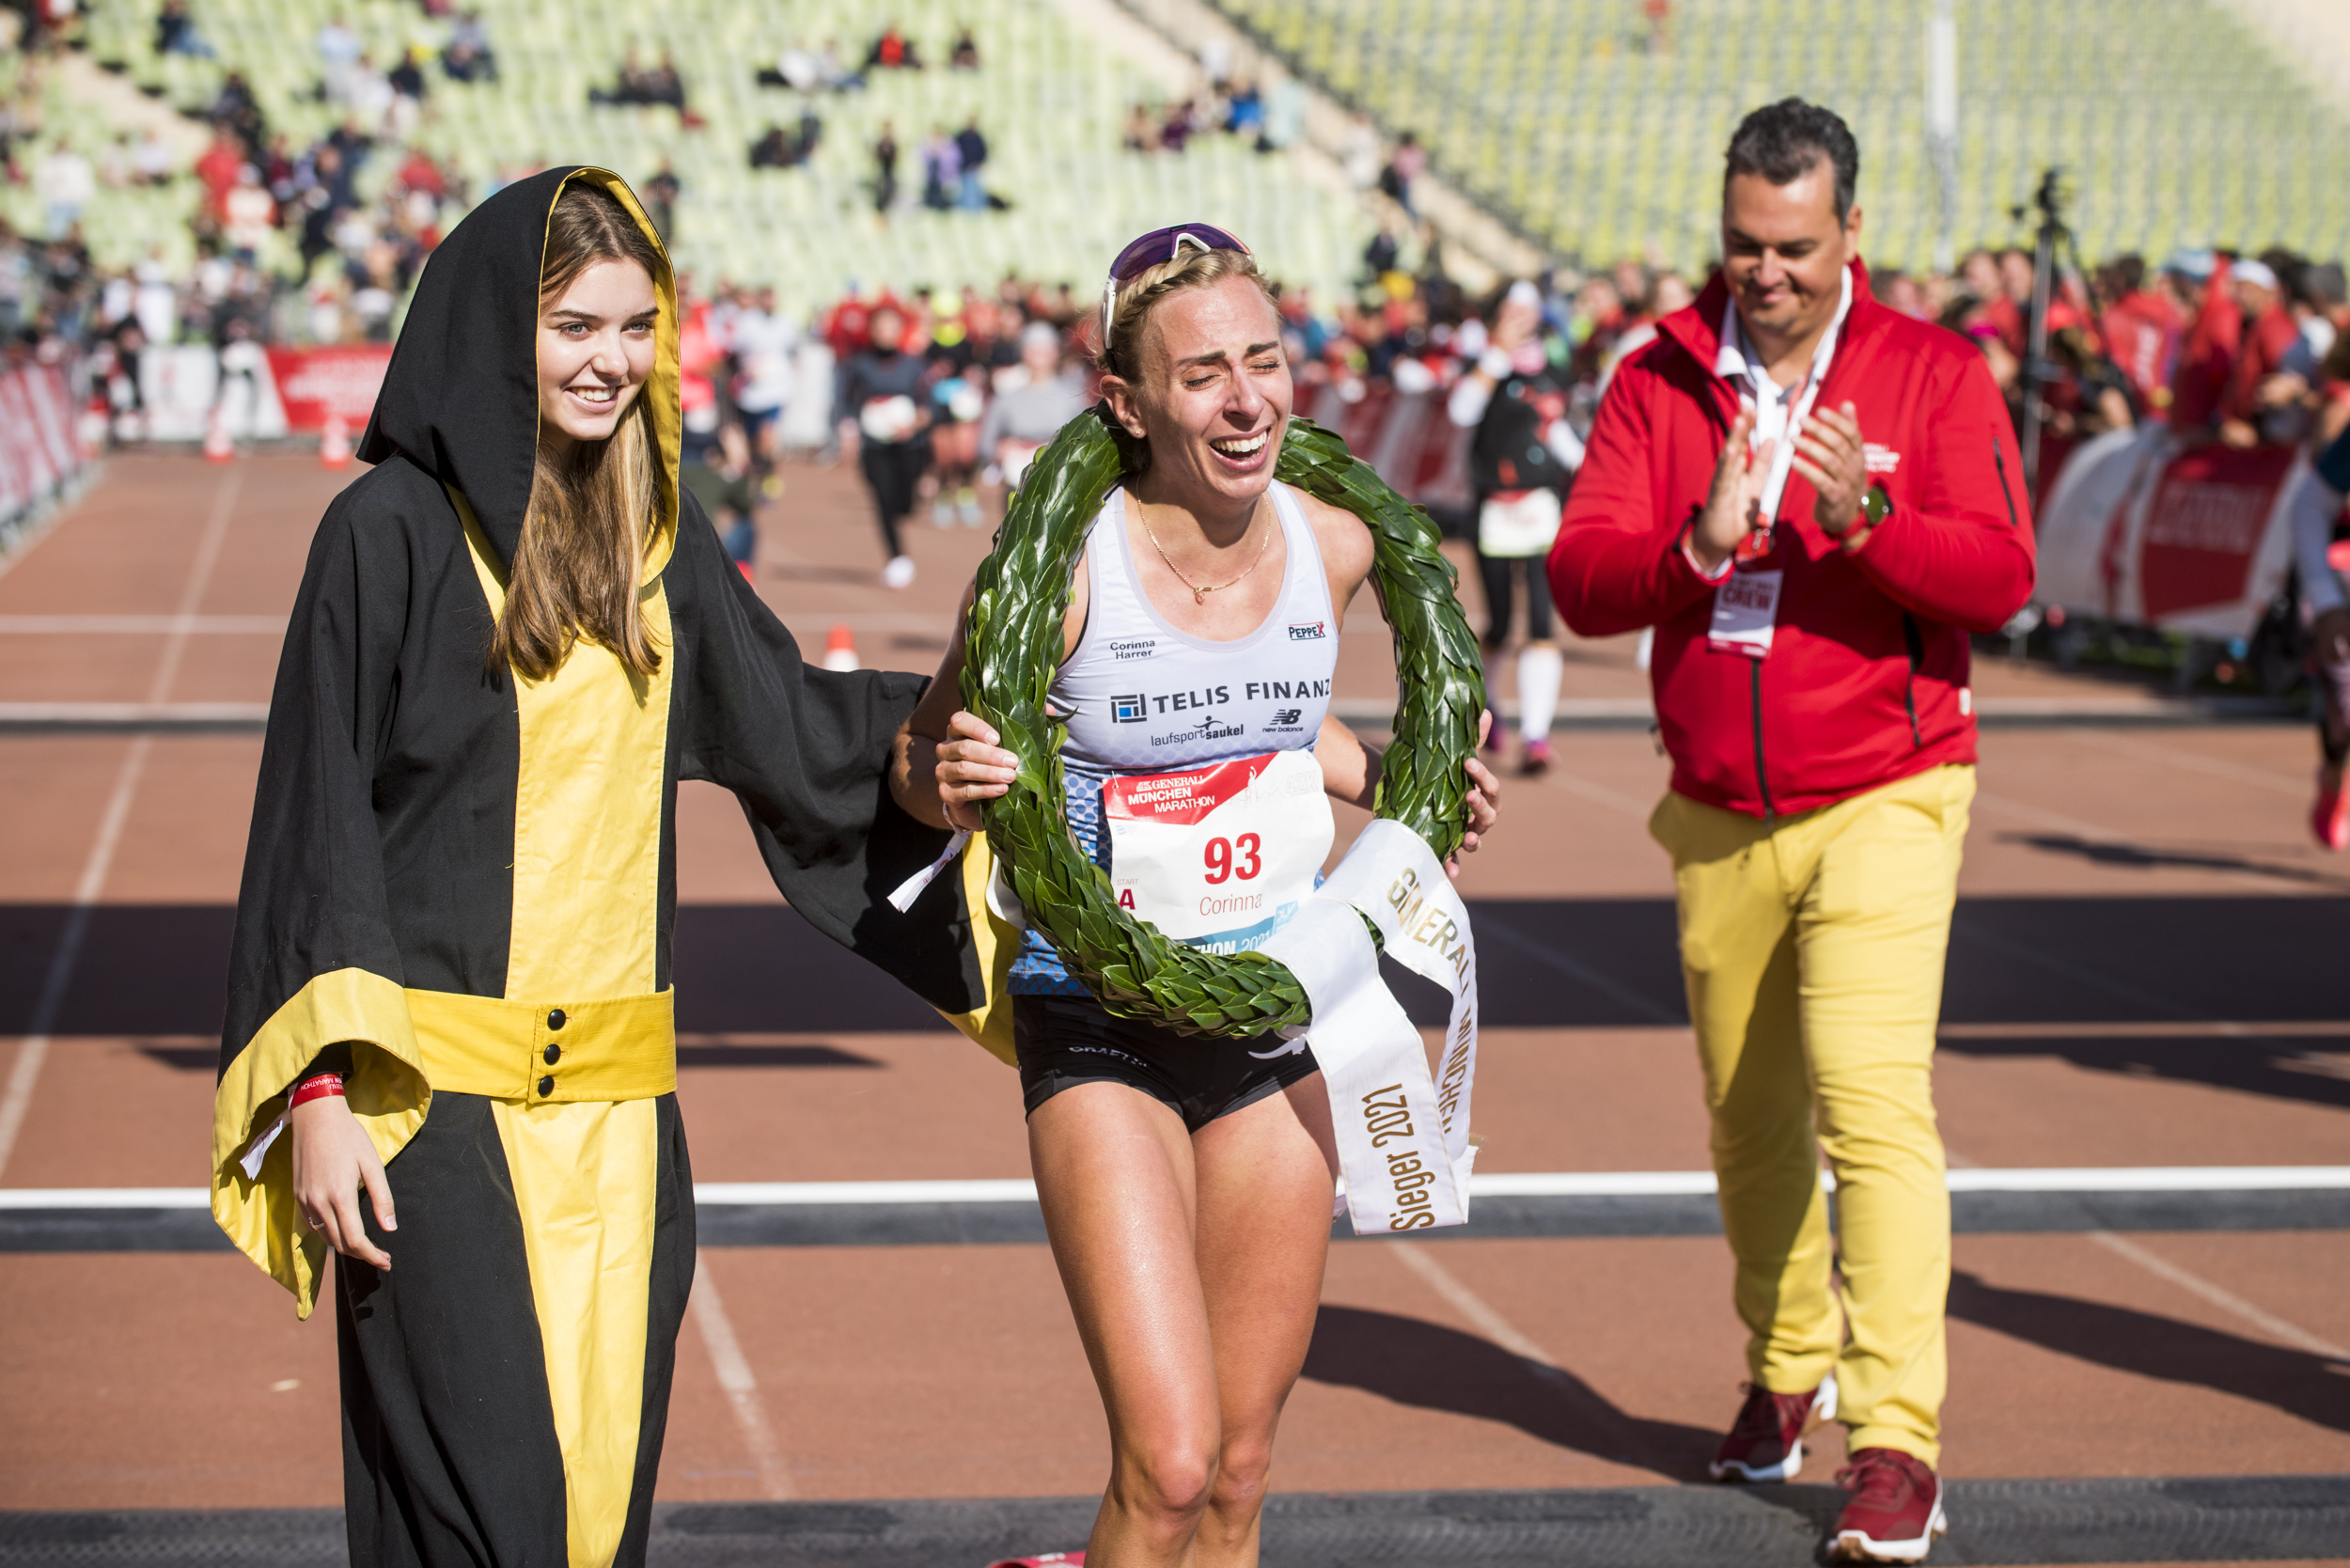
[538,1074,556,1096]
[547,1009,567,1030]
[543,1043,561,1065]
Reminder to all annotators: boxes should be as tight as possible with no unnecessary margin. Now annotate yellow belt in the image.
[405,988,677,1105]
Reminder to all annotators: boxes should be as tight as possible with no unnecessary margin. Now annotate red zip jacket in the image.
[1547,259,2035,819]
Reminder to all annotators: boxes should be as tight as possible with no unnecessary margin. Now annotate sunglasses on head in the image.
[1100,223,1251,355]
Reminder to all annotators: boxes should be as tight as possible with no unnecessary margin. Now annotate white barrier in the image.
[2035,425,2305,642]
[0,363,94,536]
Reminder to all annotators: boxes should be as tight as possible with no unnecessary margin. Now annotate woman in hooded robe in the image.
[210,167,1000,1568]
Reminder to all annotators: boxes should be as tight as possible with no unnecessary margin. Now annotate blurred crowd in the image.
[0,3,494,437]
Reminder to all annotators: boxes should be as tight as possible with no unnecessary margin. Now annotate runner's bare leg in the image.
[1029,1076,1338,1568]
[1192,1075,1340,1567]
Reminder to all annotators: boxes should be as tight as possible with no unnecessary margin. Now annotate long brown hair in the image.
[494,181,667,681]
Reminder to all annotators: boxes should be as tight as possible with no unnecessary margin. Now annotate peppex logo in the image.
[1110,694,1149,724]
[1288,620,1327,641]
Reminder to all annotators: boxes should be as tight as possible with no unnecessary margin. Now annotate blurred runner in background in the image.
[838,303,929,588]
[1449,276,1580,774]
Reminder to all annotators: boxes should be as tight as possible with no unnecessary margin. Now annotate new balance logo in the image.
[1270,709,1303,726]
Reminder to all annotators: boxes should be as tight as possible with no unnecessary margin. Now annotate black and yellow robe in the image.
[210,167,1017,1568]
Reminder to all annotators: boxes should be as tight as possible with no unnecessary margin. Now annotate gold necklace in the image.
[1138,500,1275,605]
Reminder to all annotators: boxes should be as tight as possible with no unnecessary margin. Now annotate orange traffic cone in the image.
[202,407,234,463]
[822,623,860,672]
[319,411,352,469]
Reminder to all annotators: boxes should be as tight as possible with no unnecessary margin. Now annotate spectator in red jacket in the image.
[2220,257,2301,447]
[1548,98,2033,1565]
[2096,254,2182,413]
[2168,251,2241,436]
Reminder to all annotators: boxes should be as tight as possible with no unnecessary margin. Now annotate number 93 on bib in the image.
[1103,750,1333,956]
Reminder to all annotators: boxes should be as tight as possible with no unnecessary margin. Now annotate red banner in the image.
[264,345,393,432]
[2137,443,2298,620]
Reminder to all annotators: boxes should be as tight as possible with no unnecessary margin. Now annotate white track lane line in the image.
[2070,729,2309,799]
[0,466,243,1181]
[8,1168,2350,1208]
[1387,1239,1650,1465]
[1945,1151,2348,1363]
[2085,1231,2349,1361]
[690,1252,795,1499]
[1535,767,1657,822]
[1389,1239,1559,1365]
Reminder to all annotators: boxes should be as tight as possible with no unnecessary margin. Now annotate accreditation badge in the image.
[1707,566,1782,659]
[1102,750,1333,953]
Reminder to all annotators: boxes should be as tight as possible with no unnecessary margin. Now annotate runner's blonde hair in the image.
[1095,247,1281,476]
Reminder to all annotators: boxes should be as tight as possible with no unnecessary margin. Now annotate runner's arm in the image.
[1314,713,1499,866]
[890,565,1089,829]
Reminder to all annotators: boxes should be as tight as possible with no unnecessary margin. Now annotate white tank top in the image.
[1054,483,1337,769]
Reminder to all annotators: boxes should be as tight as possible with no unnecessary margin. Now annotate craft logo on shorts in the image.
[1110,694,1149,724]
[1288,620,1327,641]
[1107,637,1157,662]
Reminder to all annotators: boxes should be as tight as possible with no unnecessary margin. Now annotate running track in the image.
[0,454,2343,1566]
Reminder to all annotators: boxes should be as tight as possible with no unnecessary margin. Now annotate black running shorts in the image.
[1012,994,1323,1134]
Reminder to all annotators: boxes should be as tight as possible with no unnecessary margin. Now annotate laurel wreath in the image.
[963,407,1485,1038]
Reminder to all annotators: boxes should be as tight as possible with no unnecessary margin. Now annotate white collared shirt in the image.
[1714,264,1854,523]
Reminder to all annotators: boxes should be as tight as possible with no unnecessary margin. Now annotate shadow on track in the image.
[1936,1032,2350,1112]
[1949,1270,2350,1435]
[4,896,2342,1043]
[2004,832,2350,892]
[1301,1303,1720,1479]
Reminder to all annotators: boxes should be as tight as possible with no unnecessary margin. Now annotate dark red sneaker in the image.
[1830,1448,1947,1562]
[1708,1373,1838,1482]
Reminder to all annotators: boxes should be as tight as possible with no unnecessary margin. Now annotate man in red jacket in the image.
[1549,100,2033,1564]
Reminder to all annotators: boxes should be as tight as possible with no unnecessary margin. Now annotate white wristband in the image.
[1478,347,1514,381]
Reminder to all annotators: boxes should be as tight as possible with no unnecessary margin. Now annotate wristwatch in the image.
[1845,483,1893,552]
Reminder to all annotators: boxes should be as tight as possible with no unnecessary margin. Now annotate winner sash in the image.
[1257,819,1479,1232]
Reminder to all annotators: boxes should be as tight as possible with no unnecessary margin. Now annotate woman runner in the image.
[838,301,930,587]
[212,168,973,1568]
[890,227,1500,1567]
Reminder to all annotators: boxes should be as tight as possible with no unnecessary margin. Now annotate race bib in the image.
[1708,567,1782,659]
[858,393,918,444]
[1103,750,1332,953]
[1477,487,1562,558]
[999,440,1044,488]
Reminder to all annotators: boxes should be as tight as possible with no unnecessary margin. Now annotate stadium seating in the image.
[1212,0,2350,274]
[43,0,1370,317]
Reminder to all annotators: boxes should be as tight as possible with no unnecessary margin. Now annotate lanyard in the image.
[1721,265,1852,525]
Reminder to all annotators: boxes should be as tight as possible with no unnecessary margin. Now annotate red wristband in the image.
[290,1074,345,1108]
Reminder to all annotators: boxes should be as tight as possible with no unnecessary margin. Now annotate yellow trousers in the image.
[1650,763,1973,1464]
